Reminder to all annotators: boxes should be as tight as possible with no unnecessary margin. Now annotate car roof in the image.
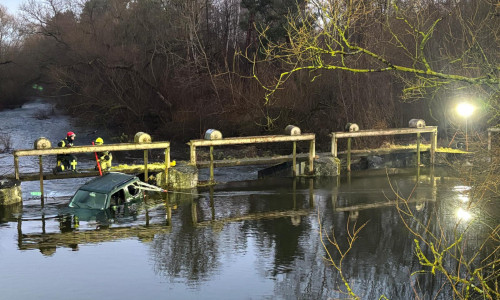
[79,172,139,194]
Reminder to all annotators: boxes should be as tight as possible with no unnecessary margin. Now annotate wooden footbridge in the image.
[5,123,492,204]
[10,141,172,197]
[331,126,438,172]
[6,131,317,200]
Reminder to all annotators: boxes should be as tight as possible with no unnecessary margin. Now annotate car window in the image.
[69,190,107,210]
[128,184,140,196]
[110,189,126,206]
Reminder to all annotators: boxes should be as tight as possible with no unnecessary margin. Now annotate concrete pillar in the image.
[152,162,198,189]
[0,178,22,205]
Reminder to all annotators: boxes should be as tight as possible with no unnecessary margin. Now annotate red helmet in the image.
[67,131,75,138]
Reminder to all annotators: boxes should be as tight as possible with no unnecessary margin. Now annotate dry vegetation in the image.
[0,133,12,153]
[0,0,496,151]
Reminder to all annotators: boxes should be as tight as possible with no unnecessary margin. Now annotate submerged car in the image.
[68,172,143,210]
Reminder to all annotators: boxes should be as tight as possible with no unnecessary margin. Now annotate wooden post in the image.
[209,146,214,183]
[292,141,297,176]
[39,155,44,202]
[17,215,22,249]
[164,147,170,187]
[14,155,19,180]
[308,138,315,174]
[309,179,314,208]
[190,143,196,165]
[166,205,172,227]
[145,207,150,226]
[347,137,352,172]
[416,133,421,167]
[210,187,215,220]
[332,175,340,211]
[164,193,172,227]
[430,129,437,165]
[431,167,437,202]
[488,130,492,162]
[488,130,491,152]
[331,133,337,157]
[144,150,148,182]
[292,178,297,209]
[191,200,198,224]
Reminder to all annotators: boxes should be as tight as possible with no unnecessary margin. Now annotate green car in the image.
[69,172,143,210]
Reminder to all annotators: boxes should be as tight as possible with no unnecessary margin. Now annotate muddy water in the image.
[0,100,495,299]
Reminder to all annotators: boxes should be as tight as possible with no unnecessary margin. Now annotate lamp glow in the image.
[457,195,469,203]
[456,208,472,221]
[455,102,475,151]
[456,103,475,118]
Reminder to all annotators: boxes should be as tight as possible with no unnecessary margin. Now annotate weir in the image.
[331,126,438,172]
[2,123,485,206]
[188,133,316,183]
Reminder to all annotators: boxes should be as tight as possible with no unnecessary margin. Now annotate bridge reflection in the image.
[4,170,441,258]
[7,178,318,255]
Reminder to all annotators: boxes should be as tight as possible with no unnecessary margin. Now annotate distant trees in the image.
[246,0,499,139]
[10,0,258,137]
[0,0,498,146]
[0,5,25,108]
[0,5,16,65]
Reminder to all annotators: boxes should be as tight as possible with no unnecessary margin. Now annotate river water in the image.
[0,100,496,299]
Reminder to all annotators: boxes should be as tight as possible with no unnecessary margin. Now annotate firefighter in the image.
[94,137,112,170]
[55,131,78,172]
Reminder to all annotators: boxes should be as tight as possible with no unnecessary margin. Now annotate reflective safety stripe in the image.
[70,160,77,169]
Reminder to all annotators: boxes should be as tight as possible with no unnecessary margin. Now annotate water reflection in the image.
[1,168,497,299]
[332,170,438,213]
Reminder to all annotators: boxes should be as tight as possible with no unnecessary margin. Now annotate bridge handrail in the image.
[331,126,437,139]
[13,141,171,181]
[330,126,438,172]
[188,134,316,180]
[13,142,170,156]
[188,134,315,147]
[488,127,500,151]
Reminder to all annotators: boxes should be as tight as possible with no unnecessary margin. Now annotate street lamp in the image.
[456,102,475,151]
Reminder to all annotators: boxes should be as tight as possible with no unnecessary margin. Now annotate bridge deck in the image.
[8,164,167,181]
[8,146,465,182]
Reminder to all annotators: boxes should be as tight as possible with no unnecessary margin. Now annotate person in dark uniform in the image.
[54,131,78,173]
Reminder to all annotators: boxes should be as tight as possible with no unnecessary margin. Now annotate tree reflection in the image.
[150,192,223,282]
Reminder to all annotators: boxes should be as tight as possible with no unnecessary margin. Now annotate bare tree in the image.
[243,0,499,128]
[0,5,17,65]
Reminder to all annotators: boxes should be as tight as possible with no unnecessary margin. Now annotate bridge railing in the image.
[488,127,500,152]
[188,134,316,183]
[13,142,171,197]
[330,127,438,172]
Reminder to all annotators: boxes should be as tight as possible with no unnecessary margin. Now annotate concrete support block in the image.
[0,202,22,222]
[313,156,340,177]
[153,162,198,189]
[0,178,22,205]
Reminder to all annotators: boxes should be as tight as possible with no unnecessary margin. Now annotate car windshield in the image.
[69,190,108,210]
